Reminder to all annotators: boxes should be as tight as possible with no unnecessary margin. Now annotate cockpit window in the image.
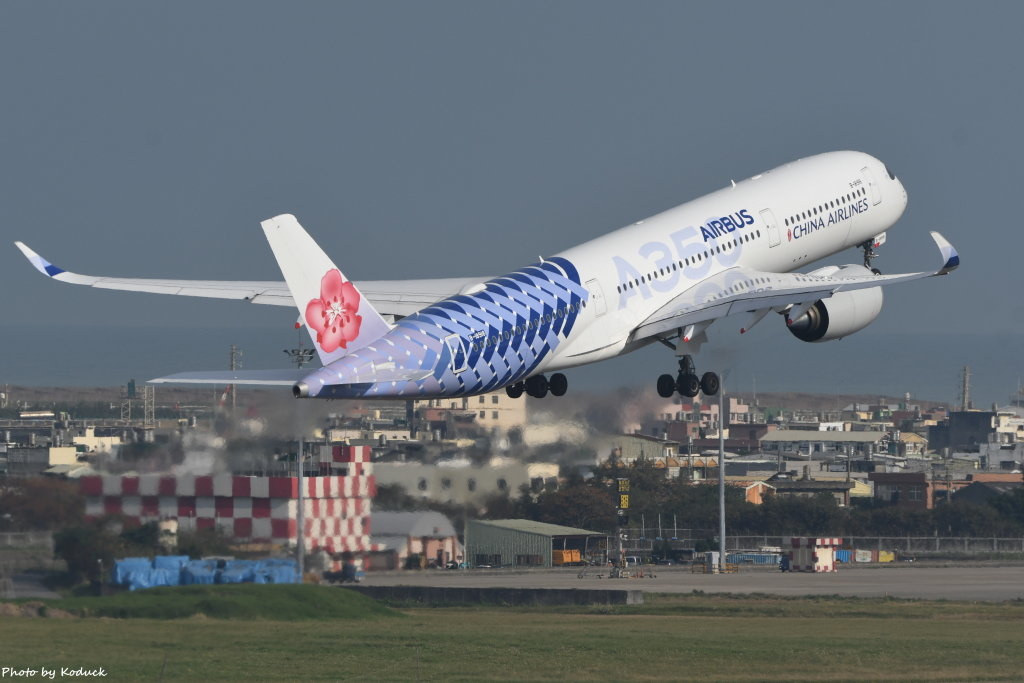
[885,165,896,180]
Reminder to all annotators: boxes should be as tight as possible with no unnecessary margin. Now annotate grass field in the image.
[2,587,1023,681]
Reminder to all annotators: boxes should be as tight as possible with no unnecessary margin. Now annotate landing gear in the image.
[524,375,548,398]
[656,374,676,398]
[655,355,719,398]
[514,372,569,399]
[548,373,568,397]
[677,372,700,398]
[859,238,880,271]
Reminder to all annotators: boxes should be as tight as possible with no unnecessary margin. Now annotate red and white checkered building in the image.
[79,445,380,561]
[785,536,841,572]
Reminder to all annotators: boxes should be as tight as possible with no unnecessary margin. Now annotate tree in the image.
[986,489,1024,532]
[176,527,234,559]
[533,481,616,531]
[933,501,1021,537]
[764,493,844,535]
[0,477,83,531]
[119,521,162,553]
[53,522,122,583]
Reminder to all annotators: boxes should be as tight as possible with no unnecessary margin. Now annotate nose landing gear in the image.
[656,356,719,398]
[859,238,883,275]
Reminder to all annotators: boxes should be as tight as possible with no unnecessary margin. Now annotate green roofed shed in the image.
[466,519,607,568]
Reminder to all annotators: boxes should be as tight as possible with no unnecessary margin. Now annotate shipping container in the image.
[552,549,582,566]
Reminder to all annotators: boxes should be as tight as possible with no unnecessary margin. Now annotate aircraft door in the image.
[861,166,881,206]
[585,278,607,316]
[443,334,468,374]
[759,209,781,247]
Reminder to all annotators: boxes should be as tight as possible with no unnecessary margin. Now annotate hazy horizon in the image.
[3,323,1017,410]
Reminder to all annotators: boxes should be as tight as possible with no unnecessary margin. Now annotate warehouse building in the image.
[465,519,606,568]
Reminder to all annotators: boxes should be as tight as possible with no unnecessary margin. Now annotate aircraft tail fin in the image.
[261,214,391,365]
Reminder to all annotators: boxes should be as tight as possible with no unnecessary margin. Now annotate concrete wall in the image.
[347,585,643,606]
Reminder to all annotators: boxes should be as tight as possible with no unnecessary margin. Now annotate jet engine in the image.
[786,265,884,342]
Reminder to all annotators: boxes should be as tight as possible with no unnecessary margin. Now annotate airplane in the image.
[15,150,959,401]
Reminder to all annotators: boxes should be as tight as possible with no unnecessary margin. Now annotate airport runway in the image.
[361,563,1024,602]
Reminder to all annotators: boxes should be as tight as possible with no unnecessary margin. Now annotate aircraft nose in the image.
[884,163,908,216]
[895,176,908,213]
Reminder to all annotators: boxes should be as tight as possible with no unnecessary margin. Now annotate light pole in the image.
[296,435,304,583]
[718,378,726,573]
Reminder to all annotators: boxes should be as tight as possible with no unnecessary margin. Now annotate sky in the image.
[0,2,1020,408]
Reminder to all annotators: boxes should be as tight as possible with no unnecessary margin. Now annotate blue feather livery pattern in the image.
[302,257,588,398]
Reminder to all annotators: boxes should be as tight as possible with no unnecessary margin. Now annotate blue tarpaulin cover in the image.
[113,557,299,589]
[153,555,190,571]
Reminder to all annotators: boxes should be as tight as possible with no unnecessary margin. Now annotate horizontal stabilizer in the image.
[294,360,434,397]
[149,369,311,386]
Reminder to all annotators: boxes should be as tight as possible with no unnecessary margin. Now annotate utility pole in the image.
[297,435,304,583]
[229,345,242,413]
[718,379,726,573]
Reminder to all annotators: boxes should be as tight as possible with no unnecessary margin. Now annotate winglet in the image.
[15,242,66,278]
[261,214,392,366]
[931,232,959,275]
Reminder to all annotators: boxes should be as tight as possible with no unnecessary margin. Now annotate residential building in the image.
[373,457,558,505]
[414,390,527,437]
[5,446,78,477]
[952,481,1024,506]
[369,511,461,569]
[767,473,856,507]
[760,430,890,459]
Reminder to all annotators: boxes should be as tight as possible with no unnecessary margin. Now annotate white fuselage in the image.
[299,150,908,399]
[541,150,907,371]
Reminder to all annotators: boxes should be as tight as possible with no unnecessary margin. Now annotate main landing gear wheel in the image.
[524,375,549,398]
[700,371,720,396]
[656,374,676,398]
[676,373,700,398]
[548,373,568,397]
[505,381,524,399]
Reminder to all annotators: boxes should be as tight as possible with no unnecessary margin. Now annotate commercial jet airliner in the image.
[16,151,958,401]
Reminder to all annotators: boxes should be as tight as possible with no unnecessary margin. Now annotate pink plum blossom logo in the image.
[305,269,363,352]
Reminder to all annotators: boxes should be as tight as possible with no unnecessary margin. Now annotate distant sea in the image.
[1,324,1020,408]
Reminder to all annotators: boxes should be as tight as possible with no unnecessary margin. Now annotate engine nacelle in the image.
[787,265,884,342]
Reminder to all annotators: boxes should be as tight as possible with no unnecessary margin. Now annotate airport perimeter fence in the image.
[725,535,1024,556]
